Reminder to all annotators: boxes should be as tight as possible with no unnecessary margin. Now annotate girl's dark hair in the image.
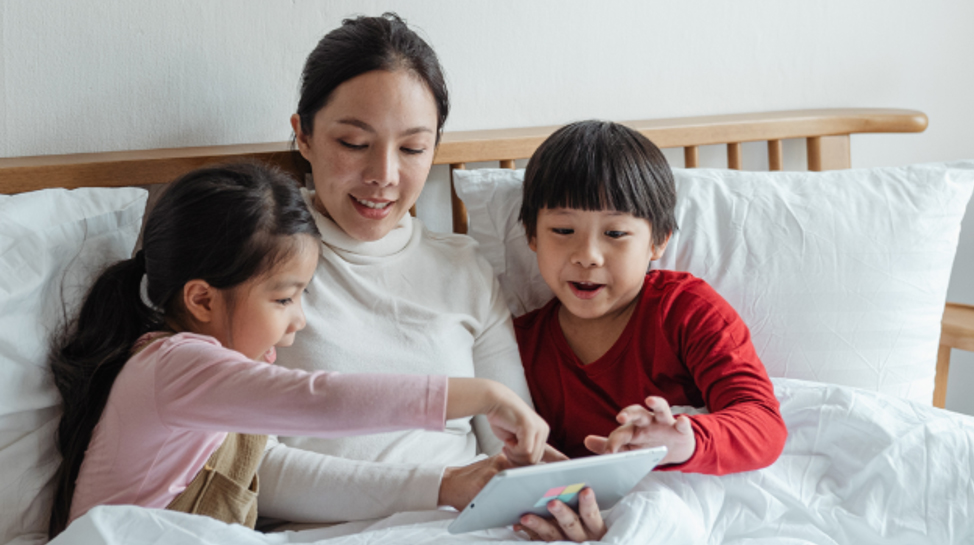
[296,12,449,143]
[47,162,319,537]
[519,120,678,247]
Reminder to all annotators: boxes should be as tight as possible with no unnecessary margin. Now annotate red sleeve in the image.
[657,280,787,475]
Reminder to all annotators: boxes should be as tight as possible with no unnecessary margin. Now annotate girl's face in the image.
[209,237,319,361]
[293,69,439,242]
[529,208,668,324]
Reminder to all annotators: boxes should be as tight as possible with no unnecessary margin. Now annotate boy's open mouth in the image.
[569,281,605,299]
[571,282,602,291]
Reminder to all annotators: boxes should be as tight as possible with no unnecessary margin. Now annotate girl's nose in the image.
[291,307,307,333]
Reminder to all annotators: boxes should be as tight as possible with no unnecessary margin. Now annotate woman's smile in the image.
[350,195,395,219]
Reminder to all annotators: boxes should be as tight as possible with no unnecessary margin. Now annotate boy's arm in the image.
[660,281,787,475]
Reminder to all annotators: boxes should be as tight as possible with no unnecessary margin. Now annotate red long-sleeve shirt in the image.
[514,271,786,475]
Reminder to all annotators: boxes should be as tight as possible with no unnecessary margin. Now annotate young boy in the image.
[514,120,787,475]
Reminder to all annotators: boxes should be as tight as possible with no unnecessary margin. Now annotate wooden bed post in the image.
[450,163,468,234]
[807,135,851,171]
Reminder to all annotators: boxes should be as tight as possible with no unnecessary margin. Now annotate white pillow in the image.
[0,187,147,545]
[454,162,974,405]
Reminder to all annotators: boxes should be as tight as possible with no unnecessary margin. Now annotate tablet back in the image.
[448,447,667,534]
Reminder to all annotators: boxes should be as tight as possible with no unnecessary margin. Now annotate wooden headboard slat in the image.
[431,108,927,164]
[0,108,927,195]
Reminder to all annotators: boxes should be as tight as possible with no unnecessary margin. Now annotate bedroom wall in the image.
[2,0,973,413]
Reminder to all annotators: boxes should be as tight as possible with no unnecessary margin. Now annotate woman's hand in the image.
[438,453,515,511]
[583,396,696,466]
[446,378,549,466]
[514,488,606,542]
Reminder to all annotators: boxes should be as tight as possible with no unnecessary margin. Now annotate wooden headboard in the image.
[2,107,969,410]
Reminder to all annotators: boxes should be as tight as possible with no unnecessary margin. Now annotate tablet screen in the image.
[448,446,667,534]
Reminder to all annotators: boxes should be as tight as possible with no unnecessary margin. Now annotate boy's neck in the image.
[557,295,639,365]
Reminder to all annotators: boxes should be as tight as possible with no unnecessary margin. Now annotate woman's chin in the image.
[340,214,402,242]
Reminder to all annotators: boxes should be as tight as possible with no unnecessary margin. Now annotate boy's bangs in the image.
[536,156,645,218]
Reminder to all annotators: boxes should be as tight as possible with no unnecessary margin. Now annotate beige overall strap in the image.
[165,432,268,527]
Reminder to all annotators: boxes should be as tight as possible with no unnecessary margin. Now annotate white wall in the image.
[3,0,973,412]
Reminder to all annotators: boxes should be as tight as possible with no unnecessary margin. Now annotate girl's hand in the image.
[583,396,696,466]
[514,488,606,542]
[438,453,515,511]
[445,378,549,466]
[483,384,550,466]
[542,443,569,463]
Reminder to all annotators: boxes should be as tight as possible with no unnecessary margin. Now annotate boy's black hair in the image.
[519,120,677,247]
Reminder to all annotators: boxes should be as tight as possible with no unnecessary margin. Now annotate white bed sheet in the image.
[41,378,974,545]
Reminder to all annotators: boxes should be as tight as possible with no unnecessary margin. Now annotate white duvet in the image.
[36,378,974,545]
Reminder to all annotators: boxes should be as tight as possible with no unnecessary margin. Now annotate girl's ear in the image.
[528,234,538,253]
[650,232,672,260]
[182,280,217,323]
[291,114,312,161]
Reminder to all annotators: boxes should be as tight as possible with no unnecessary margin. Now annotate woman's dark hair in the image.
[295,12,449,143]
[47,162,319,537]
[519,120,678,247]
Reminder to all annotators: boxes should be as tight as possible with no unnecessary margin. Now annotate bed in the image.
[2,108,974,544]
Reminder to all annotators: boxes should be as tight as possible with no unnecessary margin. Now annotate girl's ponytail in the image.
[48,250,161,536]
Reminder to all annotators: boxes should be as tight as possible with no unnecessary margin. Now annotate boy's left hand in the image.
[583,396,696,466]
[514,487,606,542]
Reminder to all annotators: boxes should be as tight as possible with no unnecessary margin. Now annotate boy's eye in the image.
[339,140,367,150]
[605,230,627,239]
[552,228,574,235]
[276,298,294,306]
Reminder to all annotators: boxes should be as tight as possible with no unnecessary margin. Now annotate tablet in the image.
[447,446,667,534]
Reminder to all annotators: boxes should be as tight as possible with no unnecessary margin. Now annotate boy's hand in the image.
[583,396,696,466]
[514,488,606,542]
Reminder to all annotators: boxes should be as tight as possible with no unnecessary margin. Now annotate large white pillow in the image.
[454,162,974,405]
[0,187,147,545]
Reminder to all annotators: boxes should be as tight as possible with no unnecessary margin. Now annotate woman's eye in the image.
[401,147,425,155]
[605,230,627,239]
[339,140,367,150]
[552,228,574,235]
[276,298,294,306]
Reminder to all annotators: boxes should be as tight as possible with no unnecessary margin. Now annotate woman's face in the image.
[293,69,439,242]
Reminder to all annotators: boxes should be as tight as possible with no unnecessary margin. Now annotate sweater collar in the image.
[302,189,414,259]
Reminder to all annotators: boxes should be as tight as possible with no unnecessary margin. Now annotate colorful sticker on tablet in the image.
[533,482,586,508]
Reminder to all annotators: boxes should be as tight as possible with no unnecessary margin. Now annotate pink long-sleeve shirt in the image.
[69,332,448,523]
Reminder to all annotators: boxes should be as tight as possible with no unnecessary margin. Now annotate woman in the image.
[255,13,541,524]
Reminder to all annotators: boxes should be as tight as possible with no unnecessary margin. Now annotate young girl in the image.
[512,121,786,541]
[47,162,548,537]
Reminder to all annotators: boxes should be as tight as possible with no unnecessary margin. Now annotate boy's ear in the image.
[527,233,538,253]
[291,114,312,161]
[182,280,217,324]
[650,232,672,260]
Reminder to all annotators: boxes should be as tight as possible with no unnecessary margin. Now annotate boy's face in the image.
[529,208,668,322]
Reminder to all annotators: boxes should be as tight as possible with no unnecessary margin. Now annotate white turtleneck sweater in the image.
[256,190,533,524]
